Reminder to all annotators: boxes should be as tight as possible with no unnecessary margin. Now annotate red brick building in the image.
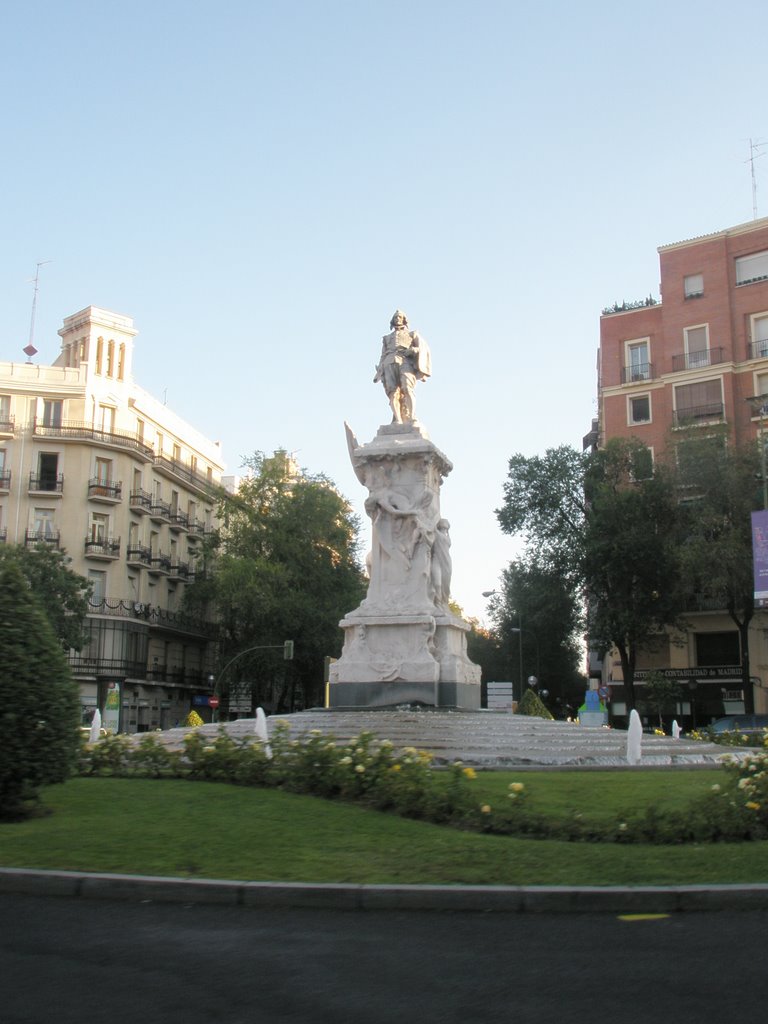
[596,217,768,723]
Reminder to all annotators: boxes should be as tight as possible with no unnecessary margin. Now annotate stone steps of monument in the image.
[147,709,737,768]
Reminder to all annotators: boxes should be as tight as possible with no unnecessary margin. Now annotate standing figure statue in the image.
[373,310,432,424]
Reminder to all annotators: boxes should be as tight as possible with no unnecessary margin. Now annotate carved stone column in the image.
[328,422,481,709]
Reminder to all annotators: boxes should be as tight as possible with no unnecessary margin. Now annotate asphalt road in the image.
[2,894,767,1024]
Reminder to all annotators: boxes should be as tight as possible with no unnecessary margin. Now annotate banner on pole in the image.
[751,510,768,605]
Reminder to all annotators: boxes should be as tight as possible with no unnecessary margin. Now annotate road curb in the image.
[2,868,768,913]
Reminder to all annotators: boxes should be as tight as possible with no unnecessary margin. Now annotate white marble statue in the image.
[373,310,432,424]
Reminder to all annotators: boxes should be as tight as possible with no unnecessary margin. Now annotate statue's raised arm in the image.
[374,309,431,425]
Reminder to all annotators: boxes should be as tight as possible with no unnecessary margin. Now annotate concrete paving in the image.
[147,707,739,768]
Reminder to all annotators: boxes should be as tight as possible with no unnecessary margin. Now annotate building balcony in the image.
[169,559,191,581]
[0,415,14,436]
[168,510,189,532]
[68,654,148,679]
[129,488,152,514]
[621,362,656,384]
[154,454,216,495]
[673,402,725,428]
[749,341,768,361]
[84,536,121,560]
[29,472,64,495]
[88,478,122,503]
[187,518,214,540]
[33,418,153,459]
[25,529,60,548]
[0,470,10,493]
[147,551,171,575]
[85,596,217,638]
[0,528,7,543]
[126,544,152,568]
[149,499,171,523]
[671,347,725,372]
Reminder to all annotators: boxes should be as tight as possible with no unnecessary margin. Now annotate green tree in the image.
[673,437,762,714]
[0,561,81,818]
[184,451,367,710]
[487,559,586,714]
[583,439,686,714]
[0,544,91,650]
[496,439,685,712]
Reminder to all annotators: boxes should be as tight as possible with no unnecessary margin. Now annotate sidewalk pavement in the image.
[2,867,768,914]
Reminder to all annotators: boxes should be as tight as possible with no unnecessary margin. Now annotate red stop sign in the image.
[208,696,220,708]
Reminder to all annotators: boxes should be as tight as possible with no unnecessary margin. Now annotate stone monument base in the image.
[328,679,481,710]
[328,612,481,710]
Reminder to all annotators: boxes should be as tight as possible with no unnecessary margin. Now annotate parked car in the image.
[708,714,768,735]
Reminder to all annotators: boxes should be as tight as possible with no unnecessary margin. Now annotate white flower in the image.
[355,764,365,774]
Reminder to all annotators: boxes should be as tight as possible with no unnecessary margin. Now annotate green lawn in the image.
[2,772,767,886]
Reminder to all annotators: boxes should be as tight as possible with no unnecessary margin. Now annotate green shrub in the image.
[0,562,81,819]
[516,688,554,719]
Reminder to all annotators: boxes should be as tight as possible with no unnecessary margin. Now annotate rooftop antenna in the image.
[23,259,52,362]
[747,138,767,220]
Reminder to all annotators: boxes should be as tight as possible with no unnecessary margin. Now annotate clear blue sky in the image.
[1,1,766,620]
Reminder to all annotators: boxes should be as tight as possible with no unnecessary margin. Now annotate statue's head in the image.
[390,309,408,330]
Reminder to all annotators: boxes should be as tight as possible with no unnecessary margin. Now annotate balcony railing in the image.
[86,597,217,637]
[749,341,768,360]
[0,470,10,490]
[0,527,7,543]
[0,415,14,435]
[129,488,152,513]
[148,551,172,575]
[126,544,152,566]
[84,536,121,559]
[621,362,656,384]
[29,472,64,493]
[673,402,725,427]
[169,510,189,532]
[169,560,191,581]
[25,529,60,547]
[187,518,214,539]
[149,499,171,522]
[67,655,148,679]
[88,478,122,502]
[671,347,725,372]
[154,453,216,493]
[33,418,153,458]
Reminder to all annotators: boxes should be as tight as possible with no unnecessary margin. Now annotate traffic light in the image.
[283,639,294,660]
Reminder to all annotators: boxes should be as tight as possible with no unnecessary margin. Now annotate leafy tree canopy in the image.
[185,451,367,710]
[496,439,684,711]
[0,561,81,818]
[0,544,91,651]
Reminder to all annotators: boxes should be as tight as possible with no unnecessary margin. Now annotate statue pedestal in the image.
[328,422,481,709]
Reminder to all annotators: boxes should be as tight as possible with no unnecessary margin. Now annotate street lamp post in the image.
[509,618,524,705]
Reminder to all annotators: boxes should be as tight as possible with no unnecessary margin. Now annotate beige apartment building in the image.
[0,306,224,732]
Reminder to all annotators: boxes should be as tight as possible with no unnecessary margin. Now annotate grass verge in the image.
[1,773,768,886]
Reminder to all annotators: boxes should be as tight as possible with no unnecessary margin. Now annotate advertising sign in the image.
[103,682,121,733]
